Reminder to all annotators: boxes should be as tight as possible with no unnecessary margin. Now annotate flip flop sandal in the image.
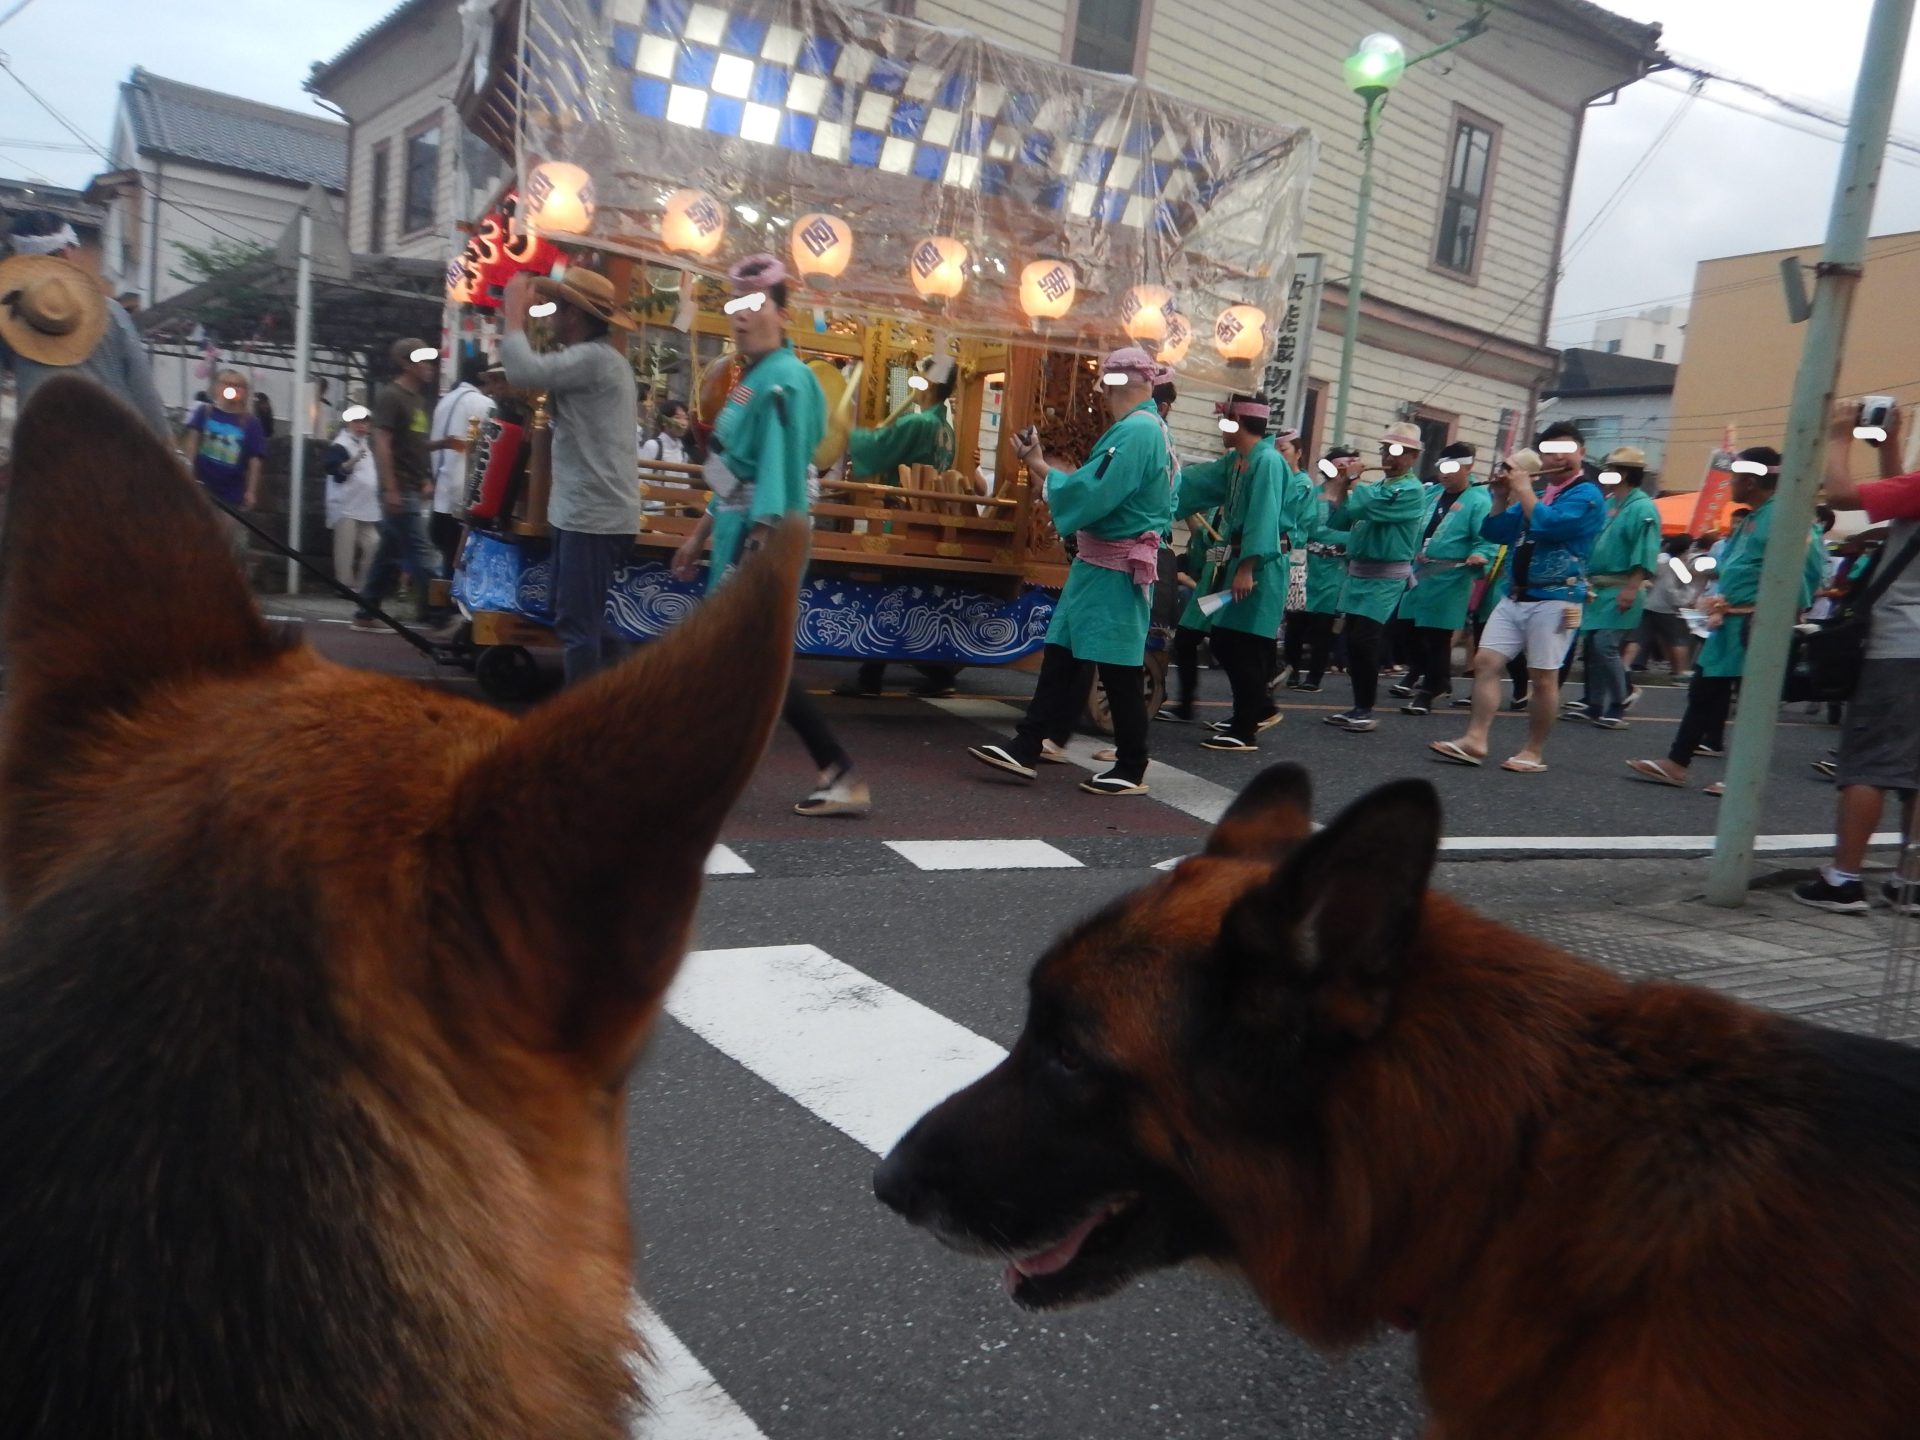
[1039,740,1073,764]
[1428,740,1483,767]
[1201,735,1260,752]
[1091,746,1118,762]
[1703,782,1725,797]
[1625,758,1687,788]
[1080,774,1149,796]
[1500,757,1550,774]
[968,744,1037,780]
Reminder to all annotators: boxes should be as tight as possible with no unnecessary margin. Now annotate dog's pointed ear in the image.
[1219,779,1441,1039]
[1,378,280,892]
[1205,763,1314,861]
[447,521,807,1080]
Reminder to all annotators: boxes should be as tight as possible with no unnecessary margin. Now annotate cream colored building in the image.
[913,0,1664,461]
[310,0,1661,461]
[1665,230,1920,494]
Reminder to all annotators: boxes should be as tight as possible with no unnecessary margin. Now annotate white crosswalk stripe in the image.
[885,839,1083,871]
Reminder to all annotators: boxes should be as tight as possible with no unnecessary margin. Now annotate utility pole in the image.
[287,207,314,595]
[1706,0,1917,906]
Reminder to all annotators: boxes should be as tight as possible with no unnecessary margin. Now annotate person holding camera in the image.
[1794,400,1920,913]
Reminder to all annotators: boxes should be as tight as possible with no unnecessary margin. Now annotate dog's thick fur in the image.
[0,377,805,1439]
[877,765,1920,1439]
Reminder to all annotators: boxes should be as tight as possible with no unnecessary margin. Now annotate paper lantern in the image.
[525,162,596,235]
[1156,312,1192,367]
[1213,304,1271,365]
[1121,284,1172,343]
[662,188,728,258]
[1019,259,1077,320]
[791,212,854,280]
[909,236,969,300]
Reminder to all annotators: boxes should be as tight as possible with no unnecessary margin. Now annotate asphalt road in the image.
[287,615,1882,1439]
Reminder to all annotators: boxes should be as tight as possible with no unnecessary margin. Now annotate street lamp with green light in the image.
[1329,20,1485,451]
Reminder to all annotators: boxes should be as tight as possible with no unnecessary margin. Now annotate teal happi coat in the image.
[1328,473,1425,623]
[1578,486,1663,633]
[846,401,955,479]
[1399,482,1497,630]
[1303,491,1346,614]
[1696,496,1829,677]
[1043,400,1174,665]
[1173,443,1299,638]
[707,342,825,585]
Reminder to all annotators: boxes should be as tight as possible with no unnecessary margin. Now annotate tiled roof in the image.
[309,0,440,91]
[121,68,347,190]
[1551,0,1664,58]
[1548,348,1678,396]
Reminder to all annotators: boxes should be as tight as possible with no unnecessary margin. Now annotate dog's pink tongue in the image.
[1008,1211,1106,1283]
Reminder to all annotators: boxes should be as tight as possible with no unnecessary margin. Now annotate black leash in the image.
[211,498,455,663]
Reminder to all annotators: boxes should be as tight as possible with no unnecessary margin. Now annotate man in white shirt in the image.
[428,358,503,574]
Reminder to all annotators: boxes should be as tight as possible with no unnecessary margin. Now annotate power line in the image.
[0,55,272,255]
[0,0,44,27]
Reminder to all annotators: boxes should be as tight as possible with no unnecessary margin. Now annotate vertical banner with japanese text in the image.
[1261,252,1322,433]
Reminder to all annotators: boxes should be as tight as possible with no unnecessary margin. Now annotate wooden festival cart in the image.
[448,0,1312,711]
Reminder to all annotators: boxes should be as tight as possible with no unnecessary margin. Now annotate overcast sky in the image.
[5,0,1919,347]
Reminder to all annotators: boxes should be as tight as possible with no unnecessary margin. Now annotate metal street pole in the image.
[286,207,314,595]
[1330,93,1382,450]
[1705,0,1916,906]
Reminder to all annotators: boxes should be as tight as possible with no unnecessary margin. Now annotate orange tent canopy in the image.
[1657,489,1734,537]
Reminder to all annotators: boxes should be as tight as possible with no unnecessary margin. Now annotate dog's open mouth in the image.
[1000,1196,1143,1308]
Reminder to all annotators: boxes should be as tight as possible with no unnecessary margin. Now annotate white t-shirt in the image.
[430,382,496,514]
[325,427,381,527]
[639,429,689,464]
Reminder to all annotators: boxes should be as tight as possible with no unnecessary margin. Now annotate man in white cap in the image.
[1318,420,1426,731]
[0,210,167,444]
[668,253,871,818]
[968,345,1172,795]
[500,267,640,682]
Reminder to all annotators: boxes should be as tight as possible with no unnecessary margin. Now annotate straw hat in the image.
[530,268,635,330]
[1379,420,1425,450]
[1602,444,1648,468]
[0,254,108,367]
[1503,448,1544,475]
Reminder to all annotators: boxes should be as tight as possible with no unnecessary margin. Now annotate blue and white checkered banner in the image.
[514,0,1314,388]
[457,532,1056,662]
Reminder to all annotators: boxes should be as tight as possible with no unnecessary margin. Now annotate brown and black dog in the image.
[0,377,803,1439]
[876,764,1920,1439]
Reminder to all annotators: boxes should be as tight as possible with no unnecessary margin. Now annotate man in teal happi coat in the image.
[669,253,870,819]
[838,354,962,698]
[1321,420,1427,731]
[1281,446,1360,693]
[969,346,1173,796]
[1397,440,1497,715]
[1570,445,1663,727]
[1172,394,1306,751]
[1626,445,1827,793]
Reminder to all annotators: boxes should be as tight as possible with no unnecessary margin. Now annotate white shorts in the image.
[1481,596,1580,669]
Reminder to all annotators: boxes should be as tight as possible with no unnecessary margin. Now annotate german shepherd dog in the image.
[876,765,1920,1438]
[0,378,804,1438]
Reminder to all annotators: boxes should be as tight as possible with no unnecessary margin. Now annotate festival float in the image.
[447,0,1314,706]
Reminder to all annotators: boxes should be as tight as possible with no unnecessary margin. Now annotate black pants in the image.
[1172,625,1206,708]
[1012,644,1149,781]
[1344,614,1385,713]
[1409,626,1455,699]
[1669,674,1737,768]
[1210,627,1277,740]
[785,678,852,776]
[1292,611,1336,683]
[429,510,464,578]
[1384,616,1417,673]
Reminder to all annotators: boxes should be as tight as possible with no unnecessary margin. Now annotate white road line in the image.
[665,944,1006,1156]
[925,696,1239,824]
[631,1302,770,1440]
[886,838,1082,871]
[705,845,754,875]
[1438,831,1902,854]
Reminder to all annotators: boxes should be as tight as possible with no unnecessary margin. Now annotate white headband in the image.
[11,225,79,256]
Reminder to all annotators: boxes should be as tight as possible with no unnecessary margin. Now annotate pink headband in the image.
[728,253,788,293]
[1217,398,1271,421]
[1101,346,1159,382]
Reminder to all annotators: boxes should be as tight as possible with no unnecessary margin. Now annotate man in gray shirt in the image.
[1797,399,1920,915]
[1,212,169,451]
[500,268,639,686]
